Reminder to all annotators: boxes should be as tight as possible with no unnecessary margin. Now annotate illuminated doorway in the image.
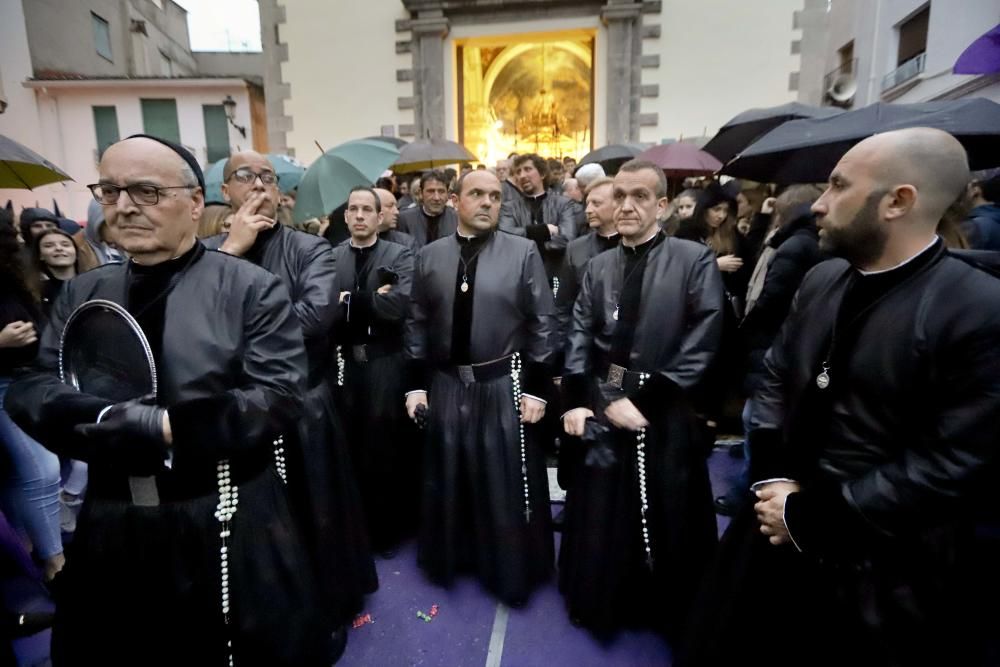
[457,30,594,166]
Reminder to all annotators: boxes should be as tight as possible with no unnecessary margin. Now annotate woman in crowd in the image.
[0,212,63,581]
[33,228,80,318]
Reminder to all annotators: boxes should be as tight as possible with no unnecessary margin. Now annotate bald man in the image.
[374,187,417,250]
[5,137,329,664]
[204,150,377,655]
[684,128,1000,666]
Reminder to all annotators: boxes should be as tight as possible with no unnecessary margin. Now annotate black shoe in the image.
[714,495,739,517]
[328,624,348,665]
[378,548,398,560]
[2,611,55,638]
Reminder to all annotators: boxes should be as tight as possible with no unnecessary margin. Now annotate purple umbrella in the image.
[954,24,1000,74]
[636,142,722,177]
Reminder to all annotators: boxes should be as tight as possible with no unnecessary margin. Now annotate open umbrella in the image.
[721,98,1000,184]
[203,153,305,203]
[362,135,408,149]
[636,142,722,177]
[0,134,72,189]
[702,102,842,163]
[294,139,400,224]
[393,139,477,173]
[577,143,644,168]
[954,24,1000,74]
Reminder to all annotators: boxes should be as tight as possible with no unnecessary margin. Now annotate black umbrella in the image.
[721,98,1000,184]
[702,102,841,163]
[577,143,645,168]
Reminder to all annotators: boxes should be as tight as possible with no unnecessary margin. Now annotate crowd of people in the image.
[0,126,999,665]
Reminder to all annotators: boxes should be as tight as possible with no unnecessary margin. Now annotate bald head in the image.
[221,150,279,218]
[224,150,270,181]
[850,127,970,223]
[374,187,399,230]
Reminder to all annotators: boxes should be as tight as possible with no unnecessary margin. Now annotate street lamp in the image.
[221,95,247,138]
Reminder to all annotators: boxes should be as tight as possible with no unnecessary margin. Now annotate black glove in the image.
[413,403,429,430]
[74,396,169,475]
[581,417,616,469]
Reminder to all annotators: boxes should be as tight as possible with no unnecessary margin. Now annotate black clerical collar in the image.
[622,230,663,255]
[856,236,940,278]
[525,190,547,201]
[130,239,203,276]
[456,230,492,247]
[422,207,446,219]
[349,237,378,252]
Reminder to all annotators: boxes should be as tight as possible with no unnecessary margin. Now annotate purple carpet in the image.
[11,447,745,666]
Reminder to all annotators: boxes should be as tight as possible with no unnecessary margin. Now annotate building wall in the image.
[23,0,195,77]
[796,0,831,105]
[23,82,253,219]
[279,0,413,163]
[639,0,803,143]
[193,52,265,86]
[810,0,1000,107]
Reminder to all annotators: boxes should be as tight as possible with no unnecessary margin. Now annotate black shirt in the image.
[450,232,491,365]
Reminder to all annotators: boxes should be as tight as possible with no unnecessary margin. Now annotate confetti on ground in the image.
[415,604,441,623]
[352,613,373,629]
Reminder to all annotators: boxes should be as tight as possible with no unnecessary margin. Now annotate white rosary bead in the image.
[336,346,345,387]
[635,373,654,570]
[511,353,532,523]
[215,457,239,665]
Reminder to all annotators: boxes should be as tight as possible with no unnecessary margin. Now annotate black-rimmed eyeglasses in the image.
[226,168,278,186]
[87,182,197,206]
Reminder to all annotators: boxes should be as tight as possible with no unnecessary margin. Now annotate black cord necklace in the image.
[458,234,491,294]
[613,232,659,321]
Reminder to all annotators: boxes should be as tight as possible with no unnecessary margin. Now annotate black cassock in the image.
[560,232,724,637]
[397,206,458,248]
[330,238,417,552]
[404,230,555,605]
[552,231,619,489]
[204,225,377,626]
[5,243,328,666]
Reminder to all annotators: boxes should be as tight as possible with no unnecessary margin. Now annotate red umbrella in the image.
[636,142,722,177]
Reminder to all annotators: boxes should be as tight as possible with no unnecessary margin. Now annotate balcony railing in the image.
[881,52,926,92]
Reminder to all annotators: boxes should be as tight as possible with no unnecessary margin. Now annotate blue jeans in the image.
[0,377,62,559]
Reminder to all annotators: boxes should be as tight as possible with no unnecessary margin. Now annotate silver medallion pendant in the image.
[612,305,620,321]
[460,279,469,293]
[816,363,831,389]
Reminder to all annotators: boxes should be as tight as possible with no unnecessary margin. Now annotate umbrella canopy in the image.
[362,135,408,148]
[636,142,722,177]
[393,139,477,173]
[577,143,644,168]
[721,98,1000,184]
[702,102,842,163]
[203,153,305,203]
[954,24,1000,74]
[294,139,400,224]
[0,134,72,189]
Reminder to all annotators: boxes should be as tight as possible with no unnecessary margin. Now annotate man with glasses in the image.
[5,136,329,664]
[204,150,377,660]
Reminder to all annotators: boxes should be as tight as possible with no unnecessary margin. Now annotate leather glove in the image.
[74,396,169,475]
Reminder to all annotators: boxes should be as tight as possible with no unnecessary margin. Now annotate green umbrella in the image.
[293,139,400,224]
[203,153,306,203]
[0,134,72,189]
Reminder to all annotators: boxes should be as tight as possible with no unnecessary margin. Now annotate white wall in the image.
[279,0,413,163]
[640,0,803,143]
[22,82,252,219]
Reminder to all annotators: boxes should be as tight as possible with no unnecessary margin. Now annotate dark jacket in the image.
[397,206,458,248]
[498,191,578,276]
[551,231,618,368]
[961,203,1000,250]
[747,245,1000,660]
[740,206,824,394]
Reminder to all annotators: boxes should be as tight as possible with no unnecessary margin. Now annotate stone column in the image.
[601,2,642,144]
[411,15,450,140]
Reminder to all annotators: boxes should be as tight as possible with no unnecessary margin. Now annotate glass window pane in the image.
[92,106,120,159]
[92,13,112,62]
[203,105,231,164]
[140,99,181,144]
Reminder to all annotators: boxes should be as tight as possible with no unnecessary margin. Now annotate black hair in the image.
[348,186,381,213]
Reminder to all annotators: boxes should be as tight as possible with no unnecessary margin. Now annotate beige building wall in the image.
[279,0,413,163]
[640,0,803,143]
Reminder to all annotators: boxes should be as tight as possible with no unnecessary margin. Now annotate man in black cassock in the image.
[203,150,377,655]
[331,187,416,555]
[396,170,458,248]
[404,169,555,606]
[499,153,578,279]
[552,176,619,493]
[560,159,724,638]
[374,187,418,250]
[683,129,1000,666]
[4,136,328,665]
